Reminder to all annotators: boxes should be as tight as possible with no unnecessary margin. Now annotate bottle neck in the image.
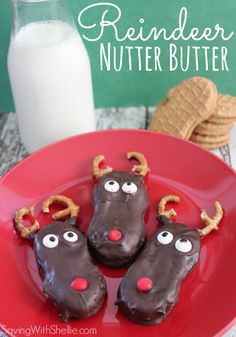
[10,0,75,37]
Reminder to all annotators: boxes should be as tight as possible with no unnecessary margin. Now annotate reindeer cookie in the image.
[88,152,149,267]
[15,195,107,322]
[116,195,223,325]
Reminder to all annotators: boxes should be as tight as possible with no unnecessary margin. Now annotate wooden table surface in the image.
[0,109,236,176]
[0,110,235,337]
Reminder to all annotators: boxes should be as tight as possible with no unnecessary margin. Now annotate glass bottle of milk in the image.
[8,0,95,153]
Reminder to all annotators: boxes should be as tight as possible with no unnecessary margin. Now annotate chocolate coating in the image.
[88,171,149,267]
[116,216,200,325]
[31,218,107,322]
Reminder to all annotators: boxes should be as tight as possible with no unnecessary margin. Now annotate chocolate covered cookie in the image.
[15,195,107,322]
[88,152,149,267]
[116,195,223,325]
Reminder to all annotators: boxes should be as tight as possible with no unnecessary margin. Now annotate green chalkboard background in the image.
[0,0,236,112]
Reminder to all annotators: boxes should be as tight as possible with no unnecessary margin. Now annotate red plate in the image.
[0,130,236,337]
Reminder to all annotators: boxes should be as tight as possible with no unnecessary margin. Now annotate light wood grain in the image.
[0,108,147,176]
[0,110,235,176]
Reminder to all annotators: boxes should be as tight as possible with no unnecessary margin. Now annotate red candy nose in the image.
[137,277,153,292]
[108,229,122,241]
[71,278,89,291]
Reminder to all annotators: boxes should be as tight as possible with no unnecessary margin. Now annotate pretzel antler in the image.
[157,195,180,219]
[15,206,40,239]
[127,151,150,176]
[42,195,80,220]
[93,155,113,179]
[197,201,223,237]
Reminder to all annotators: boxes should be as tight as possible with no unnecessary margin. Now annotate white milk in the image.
[8,21,95,153]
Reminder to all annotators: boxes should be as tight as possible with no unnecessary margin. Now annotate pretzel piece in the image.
[93,155,113,179]
[197,201,223,236]
[15,206,40,239]
[127,151,150,176]
[42,195,80,220]
[157,195,180,218]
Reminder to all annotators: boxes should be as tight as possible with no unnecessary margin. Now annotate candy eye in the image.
[43,234,59,248]
[175,238,192,253]
[122,182,138,194]
[104,180,120,192]
[157,231,173,245]
[63,231,78,243]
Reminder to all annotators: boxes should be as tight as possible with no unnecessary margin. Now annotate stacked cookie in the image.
[149,77,236,149]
